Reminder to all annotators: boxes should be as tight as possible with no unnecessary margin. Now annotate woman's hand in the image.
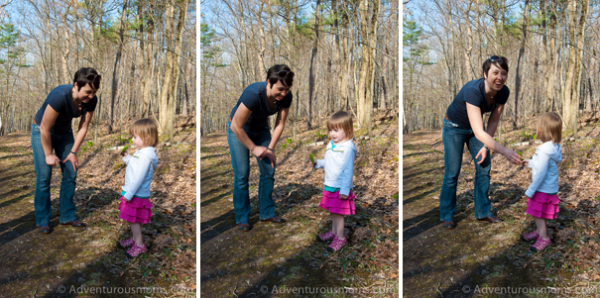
[263,150,277,168]
[475,147,488,165]
[45,154,61,166]
[252,146,268,159]
[502,148,523,165]
[63,153,79,171]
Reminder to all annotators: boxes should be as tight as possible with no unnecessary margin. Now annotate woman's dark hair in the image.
[482,56,509,76]
[73,67,101,91]
[266,64,294,87]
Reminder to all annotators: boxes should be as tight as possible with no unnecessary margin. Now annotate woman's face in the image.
[484,63,508,92]
[268,80,291,101]
[72,83,97,103]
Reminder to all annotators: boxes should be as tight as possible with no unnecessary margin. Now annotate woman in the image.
[440,56,523,230]
[227,64,294,231]
[31,67,101,234]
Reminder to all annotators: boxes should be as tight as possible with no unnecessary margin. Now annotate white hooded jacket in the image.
[314,139,357,196]
[121,146,159,201]
[525,141,562,198]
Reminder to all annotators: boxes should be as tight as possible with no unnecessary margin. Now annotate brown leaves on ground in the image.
[77,124,196,287]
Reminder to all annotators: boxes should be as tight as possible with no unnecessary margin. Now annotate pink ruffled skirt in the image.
[119,196,153,224]
[526,192,560,219]
[319,190,355,215]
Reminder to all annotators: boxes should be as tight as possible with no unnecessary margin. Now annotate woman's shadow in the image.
[201,183,322,245]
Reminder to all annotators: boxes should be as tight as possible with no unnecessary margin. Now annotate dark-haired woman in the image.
[227,64,294,231]
[31,67,101,234]
[439,56,523,230]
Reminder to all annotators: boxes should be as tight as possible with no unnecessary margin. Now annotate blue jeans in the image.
[31,124,77,226]
[227,122,276,224]
[439,119,492,221]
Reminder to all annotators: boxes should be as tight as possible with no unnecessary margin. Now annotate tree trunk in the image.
[109,0,128,133]
[357,0,380,134]
[563,0,589,134]
[513,0,528,129]
[307,0,320,129]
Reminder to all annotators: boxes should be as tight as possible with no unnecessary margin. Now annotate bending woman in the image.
[440,56,523,230]
[227,64,294,231]
[32,67,101,234]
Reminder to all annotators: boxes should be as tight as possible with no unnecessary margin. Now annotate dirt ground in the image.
[403,115,600,297]
[0,126,196,297]
[201,115,399,297]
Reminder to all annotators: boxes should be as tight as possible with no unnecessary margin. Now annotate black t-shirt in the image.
[34,84,98,133]
[445,78,510,129]
[229,82,293,129]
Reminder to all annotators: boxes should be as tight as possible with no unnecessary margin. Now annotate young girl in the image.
[521,112,562,252]
[312,111,357,252]
[117,118,159,258]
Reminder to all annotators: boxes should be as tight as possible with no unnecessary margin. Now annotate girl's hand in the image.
[523,160,529,167]
[475,147,488,165]
[120,151,129,157]
[63,153,79,171]
[310,160,316,168]
[340,194,348,200]
[501,148,523,165]
[45,154,61,167]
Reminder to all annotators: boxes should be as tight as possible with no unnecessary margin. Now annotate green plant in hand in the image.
[121,145,129,154]
[310,153,315,164]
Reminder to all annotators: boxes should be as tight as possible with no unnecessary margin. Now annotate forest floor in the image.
[200,111,399,297]
[403,111,600,297]
[0,120,196,297]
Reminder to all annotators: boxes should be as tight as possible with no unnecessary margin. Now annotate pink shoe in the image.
[326,236,347,252]
[117,237,135,249]
[530,236,551,252]
[520,230,539,242]
[125,243,147,258]
[317,231,335,243]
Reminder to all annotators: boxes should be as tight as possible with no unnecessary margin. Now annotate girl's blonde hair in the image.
[326,111,354,139]
[537,112,562,144]
[130,118,159,147]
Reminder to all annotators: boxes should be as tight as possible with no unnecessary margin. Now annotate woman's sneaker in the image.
[530,236,551,252]
[520,230,539,242]
[117,237,135,249]
[317,231,335,243]
[326,236,347,252]
[125,243,147,258]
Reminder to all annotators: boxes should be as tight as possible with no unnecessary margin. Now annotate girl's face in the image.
[329,127,347,144]
[132,134,145,148]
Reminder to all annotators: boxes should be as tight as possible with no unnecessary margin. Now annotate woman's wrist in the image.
[267,147,274,152]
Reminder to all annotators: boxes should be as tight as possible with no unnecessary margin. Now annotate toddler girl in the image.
[521,112,562,252]
[117,118,159,258]
[312,111,357,252]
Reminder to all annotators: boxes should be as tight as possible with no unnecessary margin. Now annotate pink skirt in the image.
[319,190,355,215]
[119,196,153,224]
[526,192,560,219]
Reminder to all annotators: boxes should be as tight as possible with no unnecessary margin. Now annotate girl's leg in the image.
[332,213,345,240]
[130,222,143,246]
[534,217,548,240]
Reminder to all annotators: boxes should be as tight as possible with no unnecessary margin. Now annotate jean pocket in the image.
[444,119,460,128]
